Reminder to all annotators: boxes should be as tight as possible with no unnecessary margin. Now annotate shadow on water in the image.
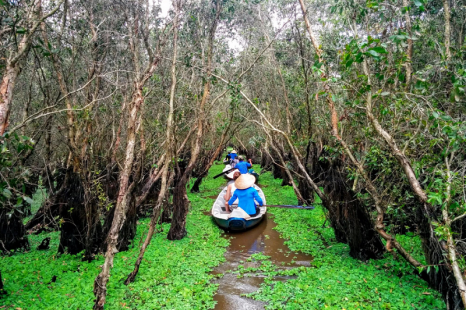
[209,213,313,310]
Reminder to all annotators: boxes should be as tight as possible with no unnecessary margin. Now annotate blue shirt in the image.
[230,153,238,160]
[228,187,263,215]
[235,161,251,174]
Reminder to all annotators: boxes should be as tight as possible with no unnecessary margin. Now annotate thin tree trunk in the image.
[402,0,413,89]
[297,0,423,266]
[264,135,305,204]
[93,14,163,305]
[167,0,222,240]
[111,100,127,164]
[124,0,180,284]
[0,0,64,134]
[443,0,451,61]
[0,64,20,134]
[444,153,466,307]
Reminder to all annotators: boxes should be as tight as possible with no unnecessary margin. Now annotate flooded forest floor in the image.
[1,163,445,309]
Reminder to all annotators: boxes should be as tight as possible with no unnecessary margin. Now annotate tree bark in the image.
[93,13,163,305]
[125,0,180,284]
[93,86,146,309]
[402,0,413,89]
[167,0,222,240]
[443,0,451,61]
[0,0,64,134]
[0,64,20,135]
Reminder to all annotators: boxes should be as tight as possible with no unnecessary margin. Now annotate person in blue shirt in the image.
[235,155,252,174]
[229,150,238,161]
[229,150,239,167]
[227,174,263,216]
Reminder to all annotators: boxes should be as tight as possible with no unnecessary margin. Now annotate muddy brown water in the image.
[210,213,313,310]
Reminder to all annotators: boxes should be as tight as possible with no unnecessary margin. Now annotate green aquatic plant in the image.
[1,165,230,309]
[1,163,445,309]
[247,171,445,309]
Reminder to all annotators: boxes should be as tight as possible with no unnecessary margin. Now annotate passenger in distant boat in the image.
[228,174,263,216]
[235,156,252,174]
[223,171,240,212]
[229,150,238,167]
[223,151,231,164]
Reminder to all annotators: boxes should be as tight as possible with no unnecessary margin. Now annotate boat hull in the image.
[211,183,266,232]
[213,215,264,231]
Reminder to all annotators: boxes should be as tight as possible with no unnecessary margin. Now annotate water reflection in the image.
[211,214,312,310]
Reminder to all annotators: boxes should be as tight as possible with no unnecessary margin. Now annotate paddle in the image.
[264,204,315,210]
[231,204,315,210]
[213,167,236,179]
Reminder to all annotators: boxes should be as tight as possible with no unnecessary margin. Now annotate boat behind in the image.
[211,183,266,231]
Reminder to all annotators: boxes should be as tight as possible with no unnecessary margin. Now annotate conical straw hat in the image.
[231,150,237,154]
[235,174,256,189]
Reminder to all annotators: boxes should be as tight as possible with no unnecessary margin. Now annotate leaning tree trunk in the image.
[360,58,465,308]
[296,0,432,274]
[93,87,145,309]
[125,2,180,283]
[167,0,222,240]
[238,82,387,260]
[92,4,165,301]
[0,0,64,134]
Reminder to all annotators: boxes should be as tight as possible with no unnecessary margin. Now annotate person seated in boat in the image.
[248,168,259,183]
[229,150,238,167]
[223,151,231,163]
[235,156,252,174]
[227,174,263,216]
[223,171,240,212]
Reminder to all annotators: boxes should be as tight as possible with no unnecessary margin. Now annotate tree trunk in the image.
[56,170,103,258]
[167,0,222,240]
[402,0,413,89]
[93,85,145,309]
[0,63,20,135]
[125,1,180,283]
[0,208,29,253]
[190,95,235,193]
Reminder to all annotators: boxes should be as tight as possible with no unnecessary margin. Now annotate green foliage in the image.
[1,164,230,309]
[247,171,445,309]
[1,162,445,309]
[0,133,35,213]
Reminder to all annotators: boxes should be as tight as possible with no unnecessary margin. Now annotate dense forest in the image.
[1,0,465,308]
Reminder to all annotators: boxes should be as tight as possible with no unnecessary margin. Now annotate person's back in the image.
[224,172,240,212]
[235,156,252,174]
[228,174,263,216]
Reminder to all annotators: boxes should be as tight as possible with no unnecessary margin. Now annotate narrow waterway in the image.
[211,212,313,309]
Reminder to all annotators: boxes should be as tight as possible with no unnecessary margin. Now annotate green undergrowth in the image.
[1,164,230,309]
[246,171,445,309]
[1,162,446,309]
